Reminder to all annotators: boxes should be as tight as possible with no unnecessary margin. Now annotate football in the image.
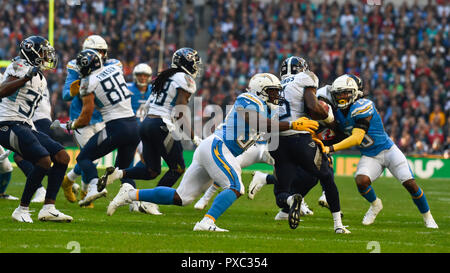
[319,100,330,112]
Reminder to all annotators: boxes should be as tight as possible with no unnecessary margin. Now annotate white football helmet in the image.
[247,73,282,106]
[82,35,108,60]
[133,63,153,87]
[330,74,359,109]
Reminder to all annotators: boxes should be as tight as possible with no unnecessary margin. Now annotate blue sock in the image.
[411,187,430,213]
[0,172,12,193]
[206,188,237,221]
[358,185,377,203]
[21,165,48,205]
[137,186,175,205]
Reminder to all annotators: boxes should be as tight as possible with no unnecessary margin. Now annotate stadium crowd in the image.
[0,0,448,157]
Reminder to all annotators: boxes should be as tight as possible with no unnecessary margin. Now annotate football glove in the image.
[192,135,202,147]
[70,79,81,97]
[312,137,327,153]
[290,117,319,134]
[66,120,77,134]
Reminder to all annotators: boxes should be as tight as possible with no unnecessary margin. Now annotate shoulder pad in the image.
[350,99,375,119]
[171,72,196,94]
[236,93,265,113]
[66,59,77,69]
[317,85,333,104]
[294,71,319,88]
[4,58,30,78]
[105,59,123,68]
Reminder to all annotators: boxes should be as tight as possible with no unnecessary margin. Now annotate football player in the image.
[268,56,349,233]
[126,63,162,215]
[61,35,120,207]
[98,48,203,208]
[102,73,319,232]
[67,49,140,207]
[13,63,59,203]
[0,36,72,223]
[322,74,438,228]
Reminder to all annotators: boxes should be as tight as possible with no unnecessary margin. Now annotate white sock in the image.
[81,181,89,192]
[332,211,343,228]
[422,210,433,220]
[89,178,98,186]
[42,204,55,210]
[287,195,294,207]
[19,205,29,210]
[201,185,219,201]
[67,169,79,181]
[201,216,214,225]
[128,189,138,201]
[117,169,124,179]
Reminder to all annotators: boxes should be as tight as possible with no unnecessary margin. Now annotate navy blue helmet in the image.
[76,49,103,77]
[171,47,202,78]
[19,36,57,70]
[280,56,309,80]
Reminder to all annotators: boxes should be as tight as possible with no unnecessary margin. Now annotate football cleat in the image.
[193,221,229,232]
[61,175,77,203]
[0,194,19,200]
[335,226,351,234]
[80,190,94,208]
[12,207,33,223]
[318,191,329,209]
[248,171,267,200]
[274,209,289,221]
[72,182,80,197]
[423,212,439,229]
[78,183,107,207]
[98,167,120,192]
[300,199,313,216]
[107,183,134,216]
[31,186,46,203]
[362,198,383,225]
[129,201,162,215]
[288,194,303,229]
[38,206,73,222]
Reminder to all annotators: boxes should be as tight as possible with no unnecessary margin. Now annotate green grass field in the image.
[0,168,449,253]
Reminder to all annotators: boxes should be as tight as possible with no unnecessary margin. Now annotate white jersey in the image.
[0,73,3,83]
[0,58,47,126]
[316,84,333,105]
[146,72,196,119]
[279,71,319,136]
[79,64,134,123]
[33,86,51,121]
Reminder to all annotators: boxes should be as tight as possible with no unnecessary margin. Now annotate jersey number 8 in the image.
[100,72,131,105]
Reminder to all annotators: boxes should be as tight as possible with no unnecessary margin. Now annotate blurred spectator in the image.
[0,0,448,157]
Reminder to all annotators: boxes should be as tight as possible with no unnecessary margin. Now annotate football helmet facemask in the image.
[330,74,359,109]
[247,73,283,106]
[20,36,57,70]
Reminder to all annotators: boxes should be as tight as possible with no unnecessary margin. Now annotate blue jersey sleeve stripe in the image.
[351,104,373,117]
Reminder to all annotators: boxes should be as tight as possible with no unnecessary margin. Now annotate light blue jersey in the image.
[335,98,393,157]
[214,92,270,157]
[62,58,122,124]
[127,82,152,121]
